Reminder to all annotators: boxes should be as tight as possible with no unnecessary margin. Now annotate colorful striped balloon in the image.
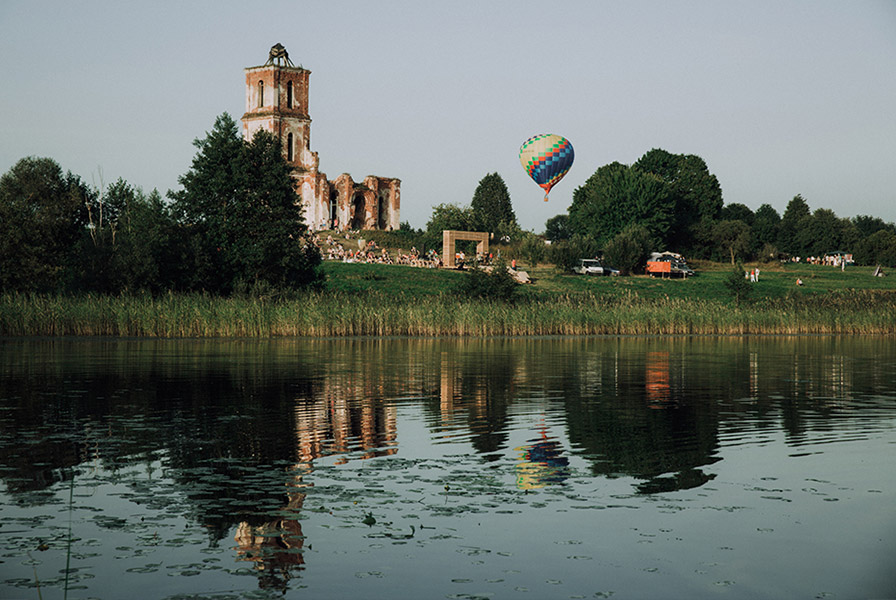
[519,134,574,201]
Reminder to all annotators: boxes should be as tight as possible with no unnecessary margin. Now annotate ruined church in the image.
[241,44,400,232]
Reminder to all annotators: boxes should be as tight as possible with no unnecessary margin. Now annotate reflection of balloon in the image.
[519,134,574,201]
[515,428,570,490]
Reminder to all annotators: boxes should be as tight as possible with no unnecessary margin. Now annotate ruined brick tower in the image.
[241,45,400,232]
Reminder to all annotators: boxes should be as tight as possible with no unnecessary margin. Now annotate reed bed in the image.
[1,291,894,337]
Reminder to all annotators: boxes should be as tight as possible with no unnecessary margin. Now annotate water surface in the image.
[1,336,894,599]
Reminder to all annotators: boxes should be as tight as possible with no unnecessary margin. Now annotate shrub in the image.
[723,263,752,306]
[454,258,518,302]
[603,225,651,275]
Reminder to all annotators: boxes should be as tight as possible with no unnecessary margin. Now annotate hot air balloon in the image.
[519,134,574,201]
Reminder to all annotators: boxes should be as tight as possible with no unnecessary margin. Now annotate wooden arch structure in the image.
[442,230,489,268]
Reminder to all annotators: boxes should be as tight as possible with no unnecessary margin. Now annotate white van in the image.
[573,259,619,276]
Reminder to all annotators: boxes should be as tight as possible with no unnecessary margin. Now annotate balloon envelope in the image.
[519,134,574,201]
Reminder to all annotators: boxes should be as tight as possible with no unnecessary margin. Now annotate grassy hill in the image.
[321,257,896,303]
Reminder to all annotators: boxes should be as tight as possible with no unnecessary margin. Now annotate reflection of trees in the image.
[561,345,721,492]
[437,343,518,455]
[2,336,894,511]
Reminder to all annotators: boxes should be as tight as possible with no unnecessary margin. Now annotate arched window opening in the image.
[287,133,294,162]
[351,193,366,229]
[257,81,264,108]
[286,82,293,108]
[329,189,338,228]
[377,194,388,230]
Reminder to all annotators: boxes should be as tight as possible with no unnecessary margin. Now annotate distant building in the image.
[241,45,400,231]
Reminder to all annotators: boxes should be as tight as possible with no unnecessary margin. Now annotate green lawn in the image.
[322,259,896,302]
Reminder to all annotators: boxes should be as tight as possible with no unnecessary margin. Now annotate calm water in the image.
[1,336,894,599]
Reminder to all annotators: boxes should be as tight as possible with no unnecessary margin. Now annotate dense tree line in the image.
[0,113,323,295]
[546,148,896,269]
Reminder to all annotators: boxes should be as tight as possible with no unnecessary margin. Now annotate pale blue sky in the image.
[2,1,894,231]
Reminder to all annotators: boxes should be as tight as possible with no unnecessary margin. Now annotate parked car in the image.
[646,252,695,277]
[573,258,620,276]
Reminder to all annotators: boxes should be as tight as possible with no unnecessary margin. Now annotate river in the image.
[1,336,894,599]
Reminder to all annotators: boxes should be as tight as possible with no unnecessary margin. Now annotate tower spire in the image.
[265,43,294,67]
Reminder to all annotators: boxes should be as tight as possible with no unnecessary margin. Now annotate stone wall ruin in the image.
[241,45,400,232]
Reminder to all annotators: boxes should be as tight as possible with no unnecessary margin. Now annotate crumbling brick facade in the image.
[241,46,400,232]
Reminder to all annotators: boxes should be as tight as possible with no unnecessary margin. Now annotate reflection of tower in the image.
[749,351,759,398]
[438,351,459,437]
[234,487,306,592]
[292,380,398,464]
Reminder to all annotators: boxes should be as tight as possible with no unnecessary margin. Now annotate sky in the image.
[2,1,895,231]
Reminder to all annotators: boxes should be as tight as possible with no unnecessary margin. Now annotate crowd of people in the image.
[310,233,443,268]
[308,232,502,271]
[787,254,853,267]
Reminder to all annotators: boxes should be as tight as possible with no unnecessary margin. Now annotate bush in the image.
[548,234,600,272]
[454,258,518,302]
[603,225,651,275]
[723,263,752,306]
[519,234,547,269]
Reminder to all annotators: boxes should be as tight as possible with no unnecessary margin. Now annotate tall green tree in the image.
[602,225,652,275]
[854,229,896,266]
[751,203,781,256]
[544,214,571,241]
[80,180,179,293]
[712,219,752,264]
[720,203,754,225]
[0,156,90,291]
[470,172,516,234]
[633,149,723,252]
[852,215,895,239]
[169,113,245,291]
[794,208,842,257]
[777,194,811,255]
[568,162,673,248]
[168,113,323,293]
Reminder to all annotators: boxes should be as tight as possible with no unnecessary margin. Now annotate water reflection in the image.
[515,426,570,489]
[1,336,894,596]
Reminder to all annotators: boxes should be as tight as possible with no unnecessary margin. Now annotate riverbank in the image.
[2,285,895,337]
[3,260,895,337]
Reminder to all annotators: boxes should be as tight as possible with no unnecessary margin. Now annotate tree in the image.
[0,156,90,291]
[454,257,518,302]
[853,215,895,239]
[471,172,516,234]
[426,203,475,234]
[777,194,811,255]
[853,229,896,267]
[720,203,754,225]
[712,219,752,264]
[602,225,651,275]
[723,263,752,307]
[168,113,323,293]
[794,208,841,257]
[113,187,179,292]
[548,234,601,272]
[544,214,571,242]
[634,149,723,252]
[751,203,781,256]
[519,233,546,269]
[568,162,673,248]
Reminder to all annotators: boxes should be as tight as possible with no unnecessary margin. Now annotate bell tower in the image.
[241,44,317,172]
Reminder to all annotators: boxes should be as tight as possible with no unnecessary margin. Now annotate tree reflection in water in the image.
[0,336,894,595]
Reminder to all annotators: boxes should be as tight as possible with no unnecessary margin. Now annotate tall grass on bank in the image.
[1,290,895,337]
